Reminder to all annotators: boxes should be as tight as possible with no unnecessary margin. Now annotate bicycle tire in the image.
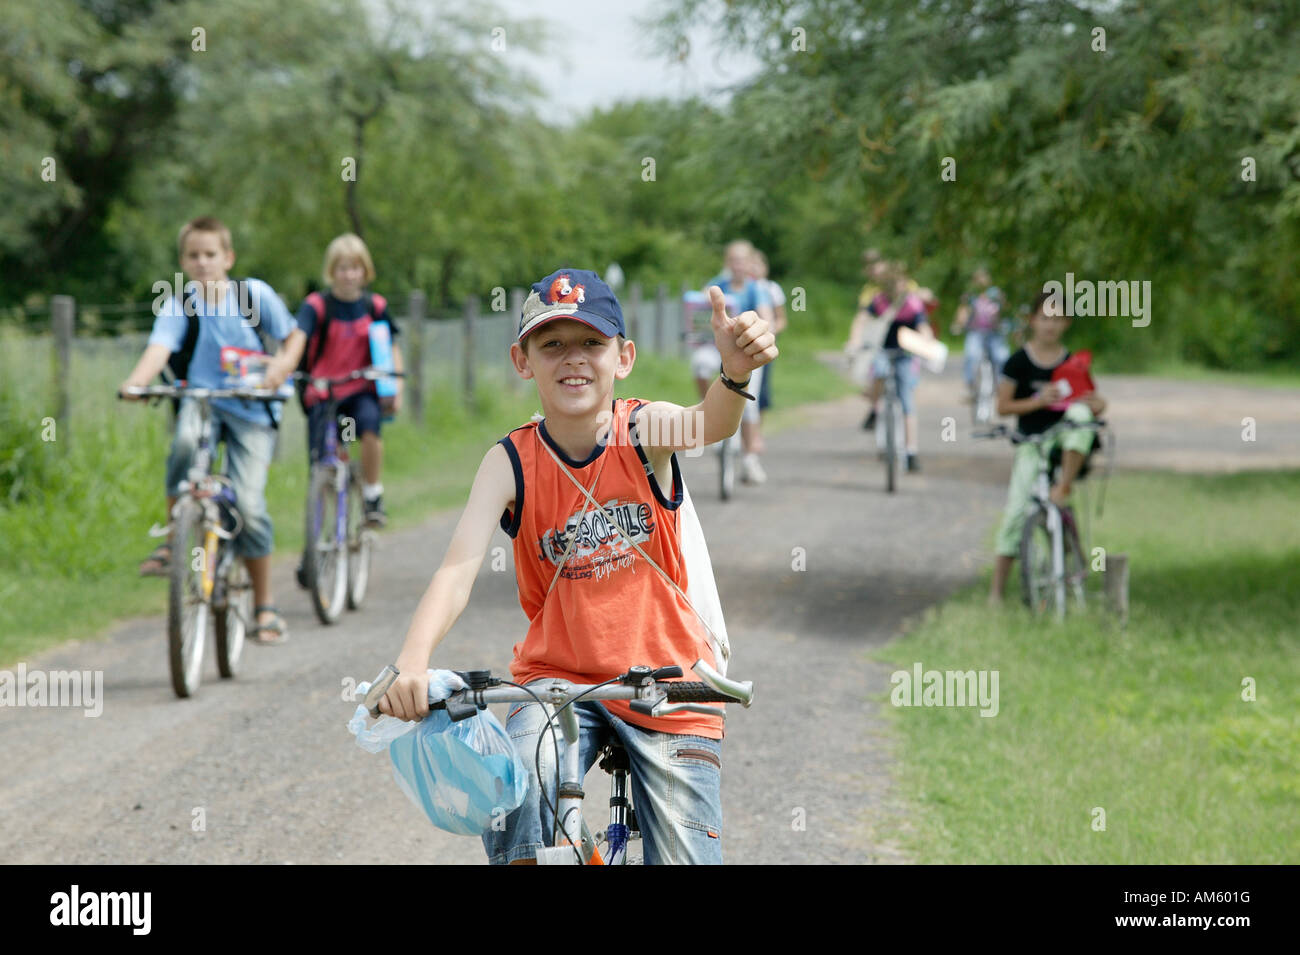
[346,464,371,610]
[304,464,347,624]
[884,396,897,494]
[168,500,209,698]
[1019,506,1055,615]
[719,435,734,501]
[1062,508,1088,611]
[214,552,249,679]
[973,358,995,425]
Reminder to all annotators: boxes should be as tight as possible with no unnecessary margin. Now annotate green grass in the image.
[1130,359,1300,391]
[871,470,1300,863]
[0,327,851,667]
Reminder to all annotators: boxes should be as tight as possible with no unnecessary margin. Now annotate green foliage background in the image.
[2,0,1297,366]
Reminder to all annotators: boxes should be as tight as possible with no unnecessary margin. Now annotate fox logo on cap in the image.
[518,267,625,343]
[549,274,586,305]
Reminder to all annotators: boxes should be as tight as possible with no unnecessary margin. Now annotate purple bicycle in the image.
[298,368,402,625]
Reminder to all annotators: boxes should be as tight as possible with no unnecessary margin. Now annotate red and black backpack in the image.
[295,290,386,413]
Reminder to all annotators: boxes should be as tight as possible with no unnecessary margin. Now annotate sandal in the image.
[251,605,290,646]
[138,543,172,577]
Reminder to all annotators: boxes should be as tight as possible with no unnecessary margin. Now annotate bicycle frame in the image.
[313,385,353,558]
[173,396,238,602]
[977,418,1106,620]
[358,659,753,866]
[1026,447,1068,619]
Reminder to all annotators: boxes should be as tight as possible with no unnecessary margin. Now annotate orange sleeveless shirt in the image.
[497,398,724,739]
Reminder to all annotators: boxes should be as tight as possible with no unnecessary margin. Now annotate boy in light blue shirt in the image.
[120,217,306,643]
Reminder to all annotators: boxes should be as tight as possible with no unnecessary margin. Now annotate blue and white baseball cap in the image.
[518,268,626,342]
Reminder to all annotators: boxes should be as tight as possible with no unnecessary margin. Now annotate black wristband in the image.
[719,371,756,400]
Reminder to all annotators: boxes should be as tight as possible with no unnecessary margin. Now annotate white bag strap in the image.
[537,430,730,667]
[543,449,609,595]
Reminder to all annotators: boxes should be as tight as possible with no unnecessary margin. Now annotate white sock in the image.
[362,482,383,499]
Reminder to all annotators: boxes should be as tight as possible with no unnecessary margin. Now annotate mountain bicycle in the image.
[976,418,1107,620]
[120,383,285,697]
[359,658,753,865]
[297,368,404,625]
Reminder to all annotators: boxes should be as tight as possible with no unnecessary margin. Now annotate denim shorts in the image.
[963,329,1010,386]
[482,688,724,865]
[307,391,382,463]
[691,346,763,424]
[871,351,921,415]
[165,399,276,558]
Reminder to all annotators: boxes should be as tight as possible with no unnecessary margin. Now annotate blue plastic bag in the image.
[347,669,528,836]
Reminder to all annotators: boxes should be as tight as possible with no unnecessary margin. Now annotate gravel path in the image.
[3,364,1294,864]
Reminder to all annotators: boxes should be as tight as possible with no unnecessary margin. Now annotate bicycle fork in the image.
[1046,501,1066,621]
[536,704,603,865]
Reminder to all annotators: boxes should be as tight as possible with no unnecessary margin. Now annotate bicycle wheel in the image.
[1061,508,1088,612]
[214,550,249,679]
[973,359,995,425]
[346,463,371,610]
[718,433,735,501]
[167,500,210,698]
[883,397,897,493]
[1018,506,1059,615]
[304,464,348,624]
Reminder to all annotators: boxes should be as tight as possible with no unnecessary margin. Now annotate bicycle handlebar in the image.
[973,419,1107,445]
[119,384,288,402]
[358,659,753,721]
[293,367,407,390]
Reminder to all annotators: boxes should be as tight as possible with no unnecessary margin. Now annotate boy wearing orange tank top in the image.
[377,268,777,864]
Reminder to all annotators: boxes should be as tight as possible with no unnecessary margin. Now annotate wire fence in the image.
[5,284,697,454]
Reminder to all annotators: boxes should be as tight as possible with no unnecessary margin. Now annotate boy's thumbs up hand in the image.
[708,285,778,381]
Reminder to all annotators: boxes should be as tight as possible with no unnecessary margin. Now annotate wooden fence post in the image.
[678,282,690,359]
[463,295,477,407]
[654,284,667,356]
[407,290,425,423]
[508,287,524,393]
[51,295,74,453]
[627,281,642,343]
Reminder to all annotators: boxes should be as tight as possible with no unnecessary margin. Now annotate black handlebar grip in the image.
[629,699,658,716]
[662,682,737,703]
[444,698,480,722]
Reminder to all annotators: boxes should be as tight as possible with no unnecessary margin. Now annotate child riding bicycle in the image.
[118,216,307,644]
[989,289,1107,605]
[296,233,404,529]
[375,268,777,864]
[693,240,775,485]
[952,267,1011,398]
[861,263,937,473]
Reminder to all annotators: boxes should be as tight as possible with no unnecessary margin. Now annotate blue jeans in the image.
[483,691,724,865]
[165,399,276,558]
[307,391,383,463]
[871,351,921,415]
[963,329,1010,388]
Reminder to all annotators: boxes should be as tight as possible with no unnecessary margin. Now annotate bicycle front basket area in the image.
[387,707,528,836]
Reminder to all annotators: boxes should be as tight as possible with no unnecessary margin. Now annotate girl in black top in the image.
[990,290,1107,604]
